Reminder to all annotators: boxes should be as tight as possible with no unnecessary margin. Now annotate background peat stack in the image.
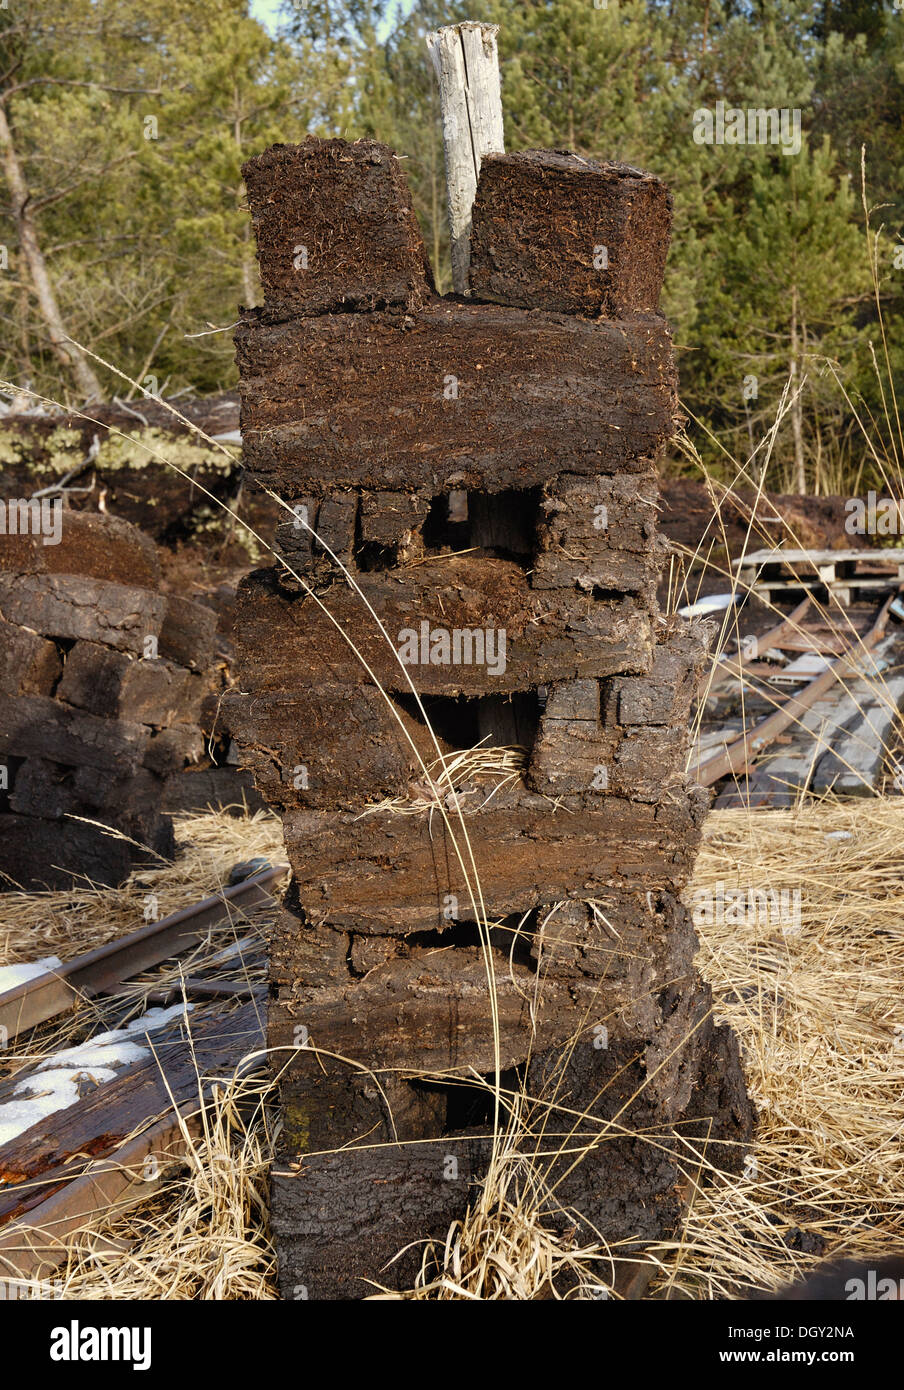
[0,391,277,546]
[229,136,753,1300]
[0,404,277,820]
[0,510,216,889]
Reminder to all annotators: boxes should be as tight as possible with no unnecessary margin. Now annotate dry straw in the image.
[358,742,527,818]
[52,1071,277,1301]
[0,807,284,967]
[648,796,904,1299]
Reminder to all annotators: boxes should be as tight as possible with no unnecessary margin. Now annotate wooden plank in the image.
[691,720,745,765]
[768,631,849,655]
[426,22,504,294]
[0,999,265,1200]
[713,769,795,809]
[732,548,904,570]
[144,979,266,1006]
[0,1000,266,1281]
[0,1106,206,1282]
[812,671,904,796]
[751,576,900,595]
[712,597,812,679]
[703,635,904,800]
[752,698,861,794]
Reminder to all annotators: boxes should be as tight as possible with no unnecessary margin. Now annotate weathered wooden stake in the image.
[426,21,504,295]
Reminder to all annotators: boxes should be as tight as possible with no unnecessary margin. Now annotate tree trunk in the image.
[790,283,806,494]
[0,103,103,402]
[426,22,504,295]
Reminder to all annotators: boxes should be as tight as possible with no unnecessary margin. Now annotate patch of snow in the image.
[0,957,62,994]
[0,1002,193,1148]
[678,593,740,619]
[38,1003,192,1071]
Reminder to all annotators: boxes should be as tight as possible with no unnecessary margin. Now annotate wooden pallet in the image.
[733,548,904,607]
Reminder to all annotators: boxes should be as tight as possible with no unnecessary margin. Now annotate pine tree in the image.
[692,135,871,489]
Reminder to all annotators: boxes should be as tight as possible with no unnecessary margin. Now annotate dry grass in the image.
[649,795,904,1298]
[358,743,527,818]
[375,1111,615,1301]
[53,1074,277,1301]
[0,807,284,966]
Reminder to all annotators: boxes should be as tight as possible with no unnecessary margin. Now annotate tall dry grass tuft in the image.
[380,1111,616,1301]
[53,1072,277,1301]
[650,797,904,1298]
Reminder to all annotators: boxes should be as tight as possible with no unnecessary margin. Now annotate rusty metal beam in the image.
[0,862,287,1043]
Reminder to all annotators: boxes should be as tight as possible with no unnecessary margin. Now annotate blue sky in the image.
[249,0,285,32]
[249,0,417,39]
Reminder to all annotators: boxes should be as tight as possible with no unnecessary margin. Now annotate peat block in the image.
[242,138,434,321]
[236,304,676,496]
[469,150,672,318]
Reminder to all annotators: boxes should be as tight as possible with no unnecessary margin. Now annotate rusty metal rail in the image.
[0,862,288,1043]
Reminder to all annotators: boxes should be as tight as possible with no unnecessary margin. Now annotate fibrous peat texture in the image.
[231,136,752,1300]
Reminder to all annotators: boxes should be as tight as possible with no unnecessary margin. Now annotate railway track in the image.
[0,861,287,1044]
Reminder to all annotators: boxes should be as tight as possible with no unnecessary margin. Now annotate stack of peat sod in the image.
[0,510,214,889]
[229,137,754,1300]
[0,392,250,541]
